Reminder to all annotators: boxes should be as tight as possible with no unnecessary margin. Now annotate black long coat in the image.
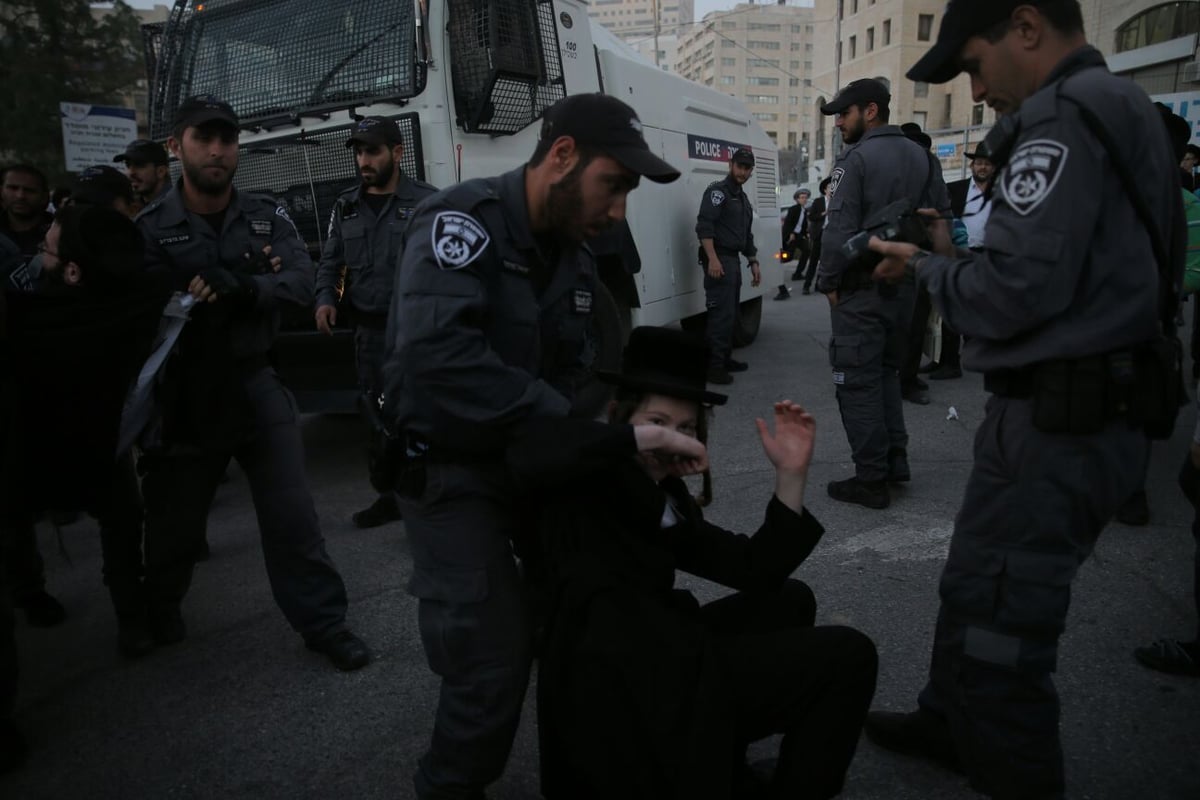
[507,419,824,800]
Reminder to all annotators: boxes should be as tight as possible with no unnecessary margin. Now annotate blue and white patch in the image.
[432,211,490,270]
[710,189,725,206]
[832,370,845,385]
[828,167,845,198]
[1001,139,1068,217]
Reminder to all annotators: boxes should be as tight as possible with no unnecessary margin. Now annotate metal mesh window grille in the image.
[447,0,565,135]
[170,115,425,250]
[149,0,420,140]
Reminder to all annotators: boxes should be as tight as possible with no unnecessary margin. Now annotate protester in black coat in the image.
[507,327,877,800]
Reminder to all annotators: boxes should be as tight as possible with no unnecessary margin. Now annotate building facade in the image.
[674,2,816,181]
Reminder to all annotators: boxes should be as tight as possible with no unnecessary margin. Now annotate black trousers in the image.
[801,236,823,291]
[901,285,932,387]
[704,580,878,800]
[1178,454,1200,638]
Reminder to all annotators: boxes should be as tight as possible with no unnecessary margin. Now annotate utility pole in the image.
[652,0,661,68]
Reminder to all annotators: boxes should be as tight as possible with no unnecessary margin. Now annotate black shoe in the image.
[352,494,403,529]
[827,477,890,509]
[195,538,211,562]
[918,361,939,374]
[148,604,186,646]
[0,718,28,775]
[1115,490,1150,526]
[802,286,812,295]
[307,630,371,671]
[707,367,734,385]
[725,358,749,372]
[864,709,963,774]
[929,364,963,380]
[790,270,804,282]
[887,448,911,483]
[17,590,66,627]
[117,617,155,659]
[912,376,929,390]
[773,287,791,301]
[901,385,931,405]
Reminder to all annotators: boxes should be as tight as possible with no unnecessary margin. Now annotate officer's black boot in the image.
[109,582,153,659]
[351,494,403,529]
[773,285,791,301]
[827,477,890,509]
[148,602,186,646]
[1115,490,1150,526]
[887,448,911,483]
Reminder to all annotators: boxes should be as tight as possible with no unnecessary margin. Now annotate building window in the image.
[851,0,858,13]
[790,60,800,68]
[748,40,781,50]
[791,24,802,33]
[722,57,737,65]
[748,95,779,105]
[748,76,781,86]
[789,78,799,87]
[720,76,736,85]
[787,131,797,149]
[748,22,781,31]
[912,111,927,129]
[914,81,929,98]
[838,0,844,21]
[804,60,812,70]
[722,21,736,29]
[972,103,985,125]
[753,112,779,121]
[836,41,842,65]
[918,14,935,41]
[1116,2,1200,52]
[867,27,874,51]
[943,94,953,127]
[849,35,856,59]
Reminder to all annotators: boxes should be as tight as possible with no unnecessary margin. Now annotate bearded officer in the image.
[136,95,370,670]
[314,116,437,529]
[381,92,680,800]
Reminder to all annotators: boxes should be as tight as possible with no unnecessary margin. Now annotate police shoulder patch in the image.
[1001,139,1068,216]
[274,205,294,224]
[828,167,846,198]
[431,211,490,270]
[710,189,726,206]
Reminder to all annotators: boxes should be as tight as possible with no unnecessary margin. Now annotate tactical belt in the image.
[714,247,742,257]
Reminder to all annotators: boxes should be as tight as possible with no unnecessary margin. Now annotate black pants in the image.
[1178,454,1200,638]
[704,580,878,800]
[901,285,932,387]
[801,236,822,291]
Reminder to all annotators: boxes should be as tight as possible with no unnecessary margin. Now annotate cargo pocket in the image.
[994,550,1076,638]
[408,566,489,603]
[828,334,864,369]
[940,539,1005,623]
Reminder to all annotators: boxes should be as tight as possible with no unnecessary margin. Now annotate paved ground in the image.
[4,289,1199,799]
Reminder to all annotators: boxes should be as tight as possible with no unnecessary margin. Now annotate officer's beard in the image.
[361,155,396,190]
[546,159,596,244]
[182,158,237,196]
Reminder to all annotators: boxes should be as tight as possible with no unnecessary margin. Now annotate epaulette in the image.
[411,178,440,194]
[134,197,164,221]
[439,177,501,213]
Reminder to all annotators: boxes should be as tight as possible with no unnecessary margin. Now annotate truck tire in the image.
[571,281,625,418]
[732,296,762,348]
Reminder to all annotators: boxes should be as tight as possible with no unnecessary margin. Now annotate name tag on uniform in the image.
[396,206,414,220]
[502,259,531,277]
[157,233,191,246]
[250,219,272,236]
[571,289,593,314]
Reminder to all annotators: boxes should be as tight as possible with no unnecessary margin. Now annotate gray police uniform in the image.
[914,46,1180,798]
[382,165,597,798]
[818,127,950,482]
[137,183,350,643]
[695,174,756,370]
[314,174,438,396]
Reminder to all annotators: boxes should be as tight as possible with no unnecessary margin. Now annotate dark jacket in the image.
[780,202,809,249]
[809,195,827,240]
[947,178,971,219]
[507,418,824,800]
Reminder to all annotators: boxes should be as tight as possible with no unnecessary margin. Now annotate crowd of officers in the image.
[1,0,1198,797]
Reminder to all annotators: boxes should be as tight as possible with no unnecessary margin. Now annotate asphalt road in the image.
[4,290,1199,799]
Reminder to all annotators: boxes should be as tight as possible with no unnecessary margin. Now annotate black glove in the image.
[200,267,258,305]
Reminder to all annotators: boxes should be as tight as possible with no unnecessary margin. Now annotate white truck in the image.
[144,0,781,410]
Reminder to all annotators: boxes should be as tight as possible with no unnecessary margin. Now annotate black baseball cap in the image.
[539,94,681,184]
[113,139,168,166]
[71,165,135,208]
[731,147,755,167]
[173,94,239,131]
[820,79,891,116]
[345,116,404,148]
[908,0,1051,84]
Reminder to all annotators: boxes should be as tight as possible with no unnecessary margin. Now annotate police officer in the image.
[696,147,760,385]
[382,92,680,800]
[137,95,370,670]
[314,117,437,528]
[114,139,171,209]
[863,3,1183,798]
[816,78,950,510]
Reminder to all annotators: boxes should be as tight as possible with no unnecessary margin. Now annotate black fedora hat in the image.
[596,327,728,406]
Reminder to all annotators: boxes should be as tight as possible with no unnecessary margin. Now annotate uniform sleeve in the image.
[387,202,571,436]
[247,205,314,311]
[927,158,953,215]
[313,206,344,308]
[695,186,721,239]
[670,497,824,591]
[921,116,1104,340]
[743,207,757,259]
[816,152,864,291]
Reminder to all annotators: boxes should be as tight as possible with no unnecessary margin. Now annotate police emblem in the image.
[710,189,725,206]
[1001,139,1068,216]
[432,211,490,270]
[828,167,845,197]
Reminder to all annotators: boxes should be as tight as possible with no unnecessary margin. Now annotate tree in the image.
[0,0,144,184]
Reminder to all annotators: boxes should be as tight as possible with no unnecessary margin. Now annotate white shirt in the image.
[793,204,806,235]
[963,180,991,249]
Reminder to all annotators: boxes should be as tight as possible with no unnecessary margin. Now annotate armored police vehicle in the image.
[143,0,780,410]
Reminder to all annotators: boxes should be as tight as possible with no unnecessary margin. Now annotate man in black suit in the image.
[797,178,829,294]
[778,188,810,300]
